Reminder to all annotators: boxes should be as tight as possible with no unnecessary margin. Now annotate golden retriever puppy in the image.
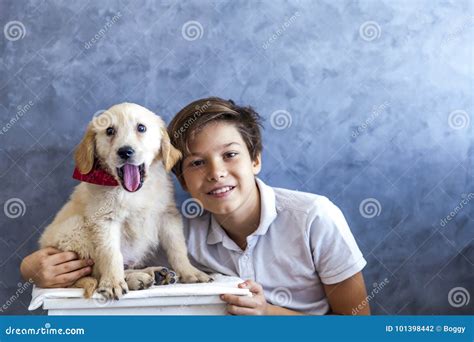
[39,103,211,299]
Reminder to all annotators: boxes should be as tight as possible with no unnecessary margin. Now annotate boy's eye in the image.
[190,160,204,167]
[224,152,238,159]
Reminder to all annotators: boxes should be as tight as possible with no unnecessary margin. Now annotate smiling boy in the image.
[167,97,370,315]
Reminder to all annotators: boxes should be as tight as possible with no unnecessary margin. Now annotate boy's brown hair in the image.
[167,97,263,184]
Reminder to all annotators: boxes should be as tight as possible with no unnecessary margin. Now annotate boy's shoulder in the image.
[272,185,335,217]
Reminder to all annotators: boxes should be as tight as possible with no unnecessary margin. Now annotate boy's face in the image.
[181,122,261,216]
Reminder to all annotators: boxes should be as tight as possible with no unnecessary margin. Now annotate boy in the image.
[21,97,369,315]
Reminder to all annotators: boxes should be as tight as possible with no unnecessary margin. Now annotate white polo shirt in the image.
[182,177,367,315]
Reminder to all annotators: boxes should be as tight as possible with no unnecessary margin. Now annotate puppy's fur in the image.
[39,103,210,299]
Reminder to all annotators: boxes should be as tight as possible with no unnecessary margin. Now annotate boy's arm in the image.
[220,280,306,315]
[308,199,369,315]
[20,247,94,288]
[221,274,370,315]
[323,272,370,315]
[265,303,305,315]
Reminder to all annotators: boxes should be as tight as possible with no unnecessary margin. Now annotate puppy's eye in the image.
[137,124,146,133]
[106,127,115,136]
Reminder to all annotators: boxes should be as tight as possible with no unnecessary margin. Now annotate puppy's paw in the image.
[97,278,128,300]
[73,276,98,299]
[124,271,154,291]
[178,267,213,284]
[153,267,178,285]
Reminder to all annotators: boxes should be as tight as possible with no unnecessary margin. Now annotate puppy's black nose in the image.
[117,146,135,160]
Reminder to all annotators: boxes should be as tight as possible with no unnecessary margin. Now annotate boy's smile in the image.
[206,185,236,198]
[182,122,261,219]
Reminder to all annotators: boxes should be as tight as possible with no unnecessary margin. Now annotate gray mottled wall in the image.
[0,0,472,315]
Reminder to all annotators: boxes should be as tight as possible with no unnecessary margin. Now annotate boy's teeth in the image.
[210,186,233,194]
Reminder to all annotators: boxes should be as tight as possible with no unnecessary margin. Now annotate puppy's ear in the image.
[160,127,182,172]
[74,124,95,174]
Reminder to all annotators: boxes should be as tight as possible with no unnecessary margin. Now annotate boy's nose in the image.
[207,162,228,181]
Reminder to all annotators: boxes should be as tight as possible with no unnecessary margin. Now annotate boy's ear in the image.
[74,124,96,174]
[160,127,182,172]
[252,153,262,175]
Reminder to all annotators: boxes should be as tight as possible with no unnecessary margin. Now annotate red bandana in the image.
[72,163,119,186]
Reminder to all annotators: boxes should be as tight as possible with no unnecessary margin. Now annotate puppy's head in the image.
[74,103,182,192]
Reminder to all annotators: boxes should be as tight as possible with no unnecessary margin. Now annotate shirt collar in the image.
[206,177,277,247]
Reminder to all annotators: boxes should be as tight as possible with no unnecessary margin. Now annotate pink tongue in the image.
[122,164,140,192]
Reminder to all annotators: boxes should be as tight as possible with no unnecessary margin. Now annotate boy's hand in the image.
[220,280,269,315]
[20,247,94,288]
